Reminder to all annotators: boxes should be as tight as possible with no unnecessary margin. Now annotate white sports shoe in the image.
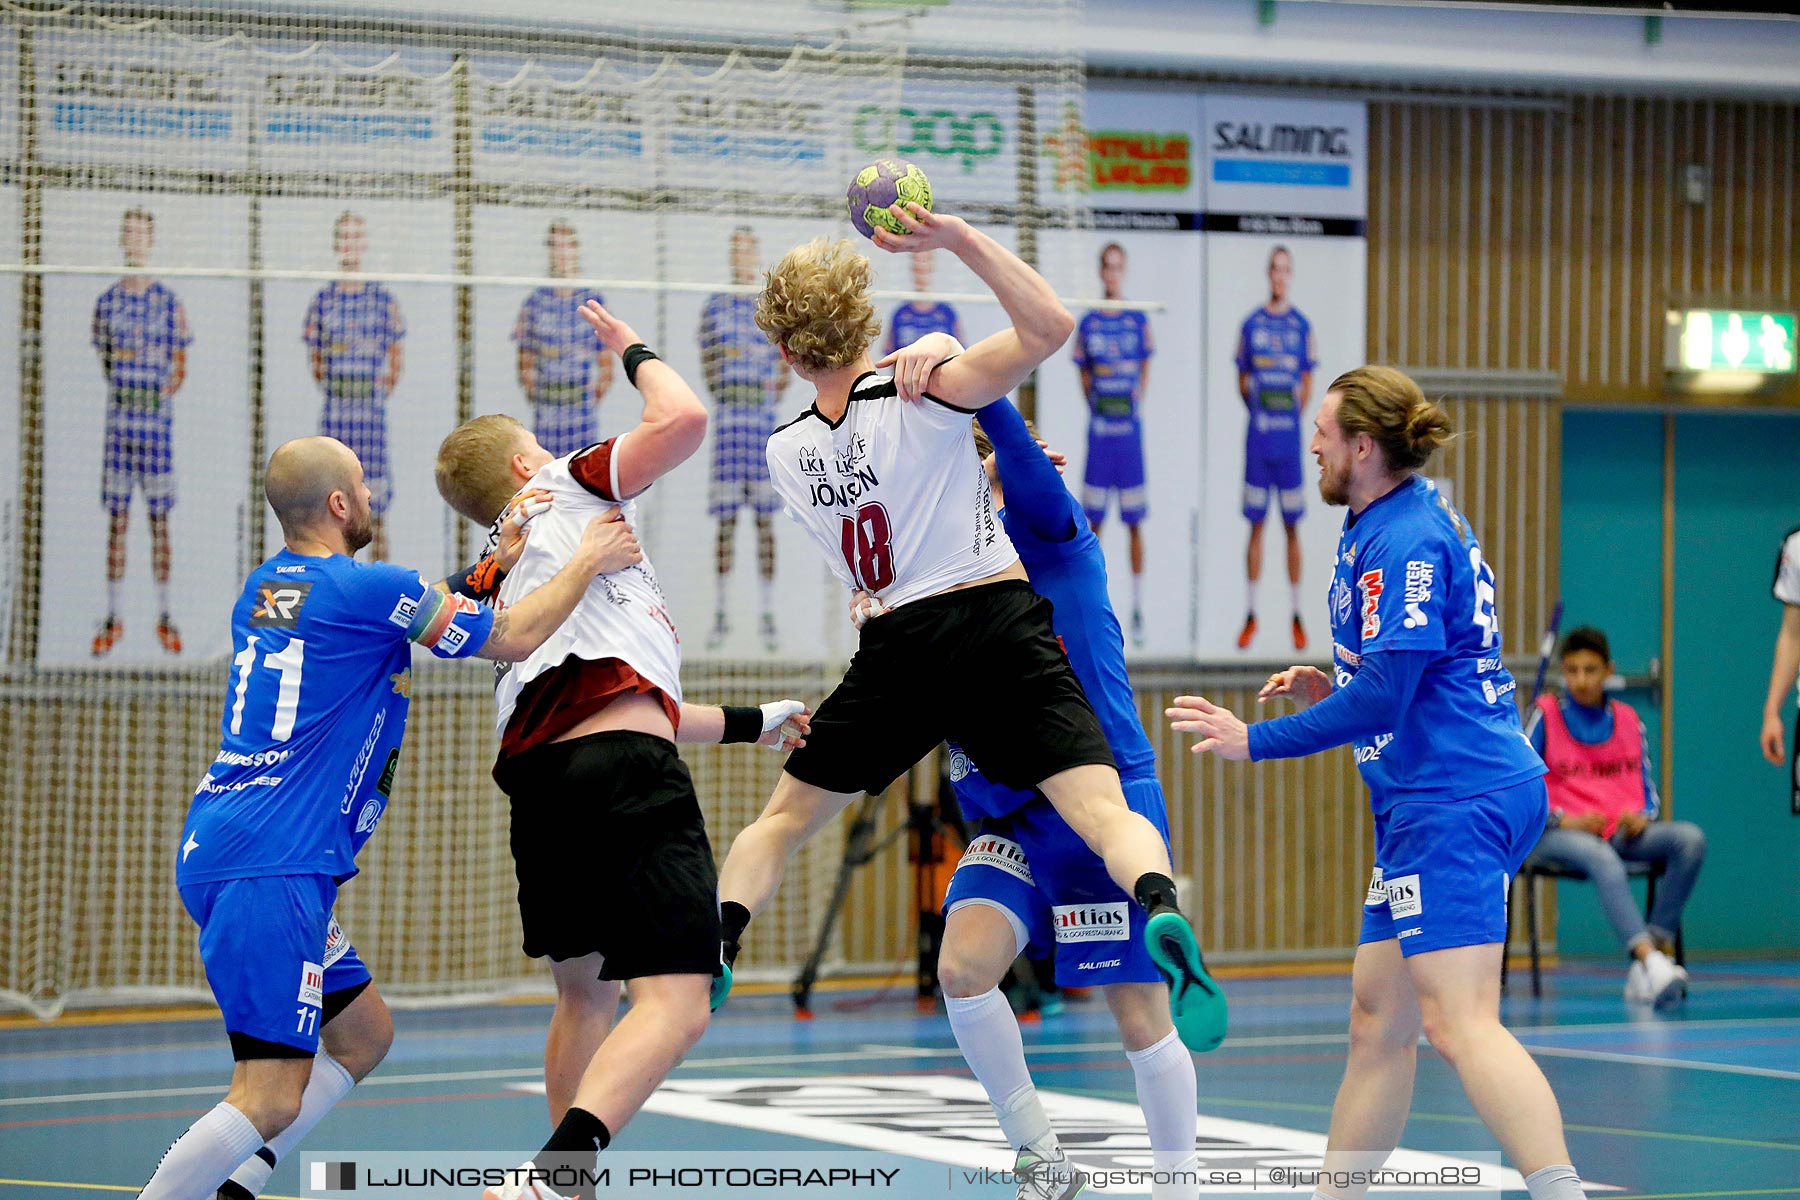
[1626,949,1687,1008]
[481,1162,567,1200]
[1014,1147,1087,1199]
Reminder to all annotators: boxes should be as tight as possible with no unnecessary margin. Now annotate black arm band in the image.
[720,705,763,745]
[447,554,505,601]
[622,343,660,387]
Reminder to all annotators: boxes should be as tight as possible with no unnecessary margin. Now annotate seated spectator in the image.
[1523,626,1705,1008]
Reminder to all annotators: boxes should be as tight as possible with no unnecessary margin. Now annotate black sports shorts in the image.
[495,730,720,980]
[783,579,1116,796]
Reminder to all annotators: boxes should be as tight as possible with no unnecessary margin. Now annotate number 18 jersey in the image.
[1328,475,1543,812]
[177,552,493,887]
[766,372,1020,608]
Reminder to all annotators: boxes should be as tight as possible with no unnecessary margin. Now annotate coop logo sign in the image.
[852,105,1005,171]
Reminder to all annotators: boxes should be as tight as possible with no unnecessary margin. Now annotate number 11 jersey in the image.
[177,552,494,887]
[766,372,1019,608]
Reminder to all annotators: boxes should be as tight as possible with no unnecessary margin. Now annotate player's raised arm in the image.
[579,299,708,496]
[473,512,637,662]
[873,203,1074,411]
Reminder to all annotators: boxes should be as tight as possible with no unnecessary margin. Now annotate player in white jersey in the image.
[713,204,1226,1066]
[434,300,807,1199]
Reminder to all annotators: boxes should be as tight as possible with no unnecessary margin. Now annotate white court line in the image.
[7,1020,1799,1109]
[1524,1045,1800,1082]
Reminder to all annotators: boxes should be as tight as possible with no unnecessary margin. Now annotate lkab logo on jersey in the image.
[852,105,1005,172]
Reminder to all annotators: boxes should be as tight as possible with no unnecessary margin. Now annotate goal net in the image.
[0,0,1088,1018]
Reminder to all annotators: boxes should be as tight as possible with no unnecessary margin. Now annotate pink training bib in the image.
[1536,694,1644,838]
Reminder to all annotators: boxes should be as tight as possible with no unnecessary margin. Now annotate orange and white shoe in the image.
[1235,614,1257,650]
[481,1163,568,1200]
[91,616,122,657]
[1292,615,1308,651]
[157,614,183,655]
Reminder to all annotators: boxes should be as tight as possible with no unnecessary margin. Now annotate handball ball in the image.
[847,159,933,239]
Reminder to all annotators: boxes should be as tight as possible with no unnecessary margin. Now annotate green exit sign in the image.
[1673,309,1796,374]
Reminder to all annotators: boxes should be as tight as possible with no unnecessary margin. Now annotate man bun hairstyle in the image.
[1328,364,1454,472]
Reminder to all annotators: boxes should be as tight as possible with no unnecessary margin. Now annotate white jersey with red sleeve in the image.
[492,434,683,735]
[765,371,1019,609]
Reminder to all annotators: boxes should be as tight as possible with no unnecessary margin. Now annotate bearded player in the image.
[713,204,1224,1067]
[515,220,612,457]
[134,435,634,1200]
[91,207,191,657]
[305,211,405,561]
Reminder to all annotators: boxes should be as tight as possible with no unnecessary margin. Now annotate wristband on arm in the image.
[447,554,505,601]
[622,343,660,387]
[720,705,763,744]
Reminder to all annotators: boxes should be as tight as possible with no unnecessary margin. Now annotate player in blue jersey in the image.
[874,338,1209,1199]
[515,220,613,457]
[884,250,962,356]
[1233,246,1318,652]
[1073,242,1153,646]
[1168,367,1594,1200]
[132,435,639,1200]
[700,227,789,650]
[91,208,191,657]
[304,211,406,562]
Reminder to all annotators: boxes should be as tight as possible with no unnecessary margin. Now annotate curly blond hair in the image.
[436,414,529,526]
[755,237,880,373]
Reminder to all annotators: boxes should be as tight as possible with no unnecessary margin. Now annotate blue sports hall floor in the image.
[4,959,1798,1199]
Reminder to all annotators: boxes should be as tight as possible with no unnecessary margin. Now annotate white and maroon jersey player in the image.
[766,372,1019,608]
[493,434,683,735]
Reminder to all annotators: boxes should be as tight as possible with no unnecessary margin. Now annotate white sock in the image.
[107,577,122,618]
[1126,1029,1197,1199]
[759,576,774,618]
[714,571,728,619]
[156,579,172,618]
[1290,582,1302,616]
[1524,1164,1586,1200]
[137,1101,265,1200]
[224,1054,356,1195]
[945,988,1056,1155]
[1131,571,1143,613]
[1245,578,1258,615]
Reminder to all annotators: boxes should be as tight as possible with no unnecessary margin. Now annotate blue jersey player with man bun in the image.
[133,435,640,1200]
[886,327,1211,1200]
[1169,366,1594,1200]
